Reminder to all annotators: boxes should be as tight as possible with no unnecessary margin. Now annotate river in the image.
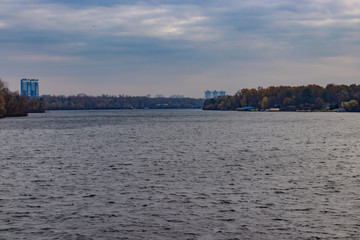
[1,109,359,239]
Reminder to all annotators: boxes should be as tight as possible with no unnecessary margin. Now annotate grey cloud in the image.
[1,0,360,97]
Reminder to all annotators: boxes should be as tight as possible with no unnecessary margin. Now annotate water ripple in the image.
[1,110,360,239]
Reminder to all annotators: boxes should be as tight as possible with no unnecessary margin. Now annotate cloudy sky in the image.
[1,0,360,97]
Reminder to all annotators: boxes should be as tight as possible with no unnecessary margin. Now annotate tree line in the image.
[203,84,360,112]
[0,79,44,118]
[41,95,204,110]
[0,78,205,118]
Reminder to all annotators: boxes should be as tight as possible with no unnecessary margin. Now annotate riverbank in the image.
[203,84,360,112]
[0,79,44,118]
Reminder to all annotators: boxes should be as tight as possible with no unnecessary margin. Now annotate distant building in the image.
[155,94,164,98]
[170,94,184,98]
[146,94,151,98]
[205,90,212,99]
[21,79,39,97]
[212,90,219,98]
[204,90,226,99]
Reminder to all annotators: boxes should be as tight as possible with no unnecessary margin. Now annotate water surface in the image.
[1,110,360,239]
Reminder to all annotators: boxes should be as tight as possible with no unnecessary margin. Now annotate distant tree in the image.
[294,96,302,107]
[0,89,6,117]
[248,88,259,107]
[261,97,269,109]
[315,97,325,109]
[283,97,292,106]
[326,84,348,105]
[344,100,359,112]
[239,88,250,107]
[302,88,312,104]
[285,90,293,98]
[321,90,328,103]
[28,98,44,113]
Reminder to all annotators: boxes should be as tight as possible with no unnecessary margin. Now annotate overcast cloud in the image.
[1,0,360,97]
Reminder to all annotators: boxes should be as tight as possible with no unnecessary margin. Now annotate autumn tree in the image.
[0,89,6,117]
[344,100,359,112]
[283,97,292,106]
[315,97,325,109]
[261,97,269,109]
[203,83,360,111]
[0,78,44,117]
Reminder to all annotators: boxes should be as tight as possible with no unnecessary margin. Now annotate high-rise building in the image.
[170,94,184,98]
[205,90,226,99]
[21,79,39,97]
[205,90,212,99]
[212,90,219,98]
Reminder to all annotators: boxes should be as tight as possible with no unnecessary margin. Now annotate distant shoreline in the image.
[40,95,204,111]
[203,84,360,112]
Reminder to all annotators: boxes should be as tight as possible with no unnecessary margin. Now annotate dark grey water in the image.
[1,109,360,239]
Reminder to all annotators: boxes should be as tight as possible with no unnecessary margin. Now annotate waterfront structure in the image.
[205,90,226,99]
[21,79,39,97]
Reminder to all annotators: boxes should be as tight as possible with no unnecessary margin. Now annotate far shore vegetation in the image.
[40,95,204,110]
[203,84,360,112]
[3,78,360,118]
[0,78,203,118]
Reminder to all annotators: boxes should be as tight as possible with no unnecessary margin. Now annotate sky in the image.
[1,0,360,97]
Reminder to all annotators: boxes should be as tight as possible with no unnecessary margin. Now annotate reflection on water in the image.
[1,110,360,239]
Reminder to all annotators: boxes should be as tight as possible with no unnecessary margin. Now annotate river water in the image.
[1,109,360,239]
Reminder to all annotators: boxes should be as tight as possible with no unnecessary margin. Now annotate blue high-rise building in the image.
[21,79,39,97]
[212,90,219,98]
[205,90,226,99]
[205,90,212,99]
